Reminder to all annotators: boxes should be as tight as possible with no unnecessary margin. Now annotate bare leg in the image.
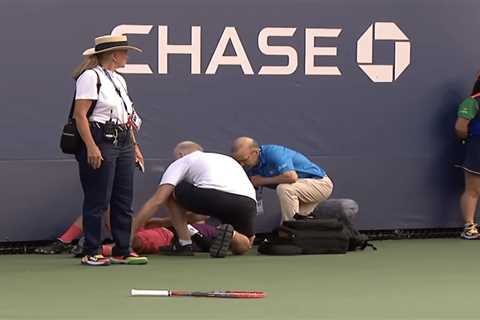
[230,232,255,255]
[460,172,480,224]
[166,196,190,241]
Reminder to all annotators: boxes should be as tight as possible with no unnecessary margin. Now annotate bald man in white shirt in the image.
[133,141,257,257]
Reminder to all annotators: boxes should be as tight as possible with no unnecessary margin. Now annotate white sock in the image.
[187,224,199,236]
[179,239,192,246]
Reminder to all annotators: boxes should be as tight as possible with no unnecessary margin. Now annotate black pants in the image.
[76,125,135,256]
[174,181,256,237]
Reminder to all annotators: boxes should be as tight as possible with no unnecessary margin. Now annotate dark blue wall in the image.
[0,0,477,240]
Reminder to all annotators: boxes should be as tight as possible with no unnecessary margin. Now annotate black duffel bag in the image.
[258,218,376,255]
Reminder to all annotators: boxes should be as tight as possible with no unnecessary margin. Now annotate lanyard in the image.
[102,68,131,116]
[256,187,264,215]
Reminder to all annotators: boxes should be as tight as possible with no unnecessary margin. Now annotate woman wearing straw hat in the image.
[72,34,147,266]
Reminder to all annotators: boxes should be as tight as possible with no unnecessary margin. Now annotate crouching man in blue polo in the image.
[232,137,333,222]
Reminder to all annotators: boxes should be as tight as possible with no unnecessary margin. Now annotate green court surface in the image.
[0,239,478,320]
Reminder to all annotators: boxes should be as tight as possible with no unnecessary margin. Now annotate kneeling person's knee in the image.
[276,183,293,197]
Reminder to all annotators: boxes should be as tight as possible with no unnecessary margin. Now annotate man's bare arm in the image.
[132,184,175,232]
[143,213,208,229]
[251,171,298,187]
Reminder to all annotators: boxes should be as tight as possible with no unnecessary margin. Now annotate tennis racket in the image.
[130,289,266,299]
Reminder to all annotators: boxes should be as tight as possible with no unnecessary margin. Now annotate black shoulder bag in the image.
[60,70,101,154]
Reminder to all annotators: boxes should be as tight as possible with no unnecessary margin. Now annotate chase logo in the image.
[357,22,411,83]
[113,22,411,83]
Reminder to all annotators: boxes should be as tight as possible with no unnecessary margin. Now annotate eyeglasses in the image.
[233,147,259,165]
[234,151,255,166]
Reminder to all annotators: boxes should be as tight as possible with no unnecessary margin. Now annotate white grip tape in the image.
[130,289,170,297]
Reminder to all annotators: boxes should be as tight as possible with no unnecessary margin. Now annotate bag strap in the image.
[283,219,343,230]
[101,68,131,116]
[67,69,101,120]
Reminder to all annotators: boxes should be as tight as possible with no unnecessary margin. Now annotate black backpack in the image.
[258,218,376,255]
[311,202,376,251]
[342,219,377,251]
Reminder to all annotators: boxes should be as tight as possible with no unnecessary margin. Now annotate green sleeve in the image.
[458,97,479,120]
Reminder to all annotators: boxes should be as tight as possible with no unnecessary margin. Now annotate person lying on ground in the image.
[35,210,216,254]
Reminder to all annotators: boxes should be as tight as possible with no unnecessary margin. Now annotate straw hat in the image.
[82,34,142,56]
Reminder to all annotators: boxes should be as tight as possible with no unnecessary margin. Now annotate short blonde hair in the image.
[174,141,204,156]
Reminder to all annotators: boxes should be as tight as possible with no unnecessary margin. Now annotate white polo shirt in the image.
[160,151,256,201]
[75,66,134,124]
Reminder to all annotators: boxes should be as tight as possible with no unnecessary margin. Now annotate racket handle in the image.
[130,289,170,297]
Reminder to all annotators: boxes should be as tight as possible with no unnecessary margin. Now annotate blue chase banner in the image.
[0,0,478,240]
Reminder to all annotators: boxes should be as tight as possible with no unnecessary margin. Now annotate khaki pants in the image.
[276,176,334,222]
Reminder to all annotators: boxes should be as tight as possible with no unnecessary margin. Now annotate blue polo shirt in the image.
[247,145,326,179]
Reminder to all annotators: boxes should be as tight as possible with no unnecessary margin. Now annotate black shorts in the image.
[174,181,256,237]
[460,136,480,175]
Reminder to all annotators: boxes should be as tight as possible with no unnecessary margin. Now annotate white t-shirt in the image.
[75,66,134,124]
[160,151,256,201]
